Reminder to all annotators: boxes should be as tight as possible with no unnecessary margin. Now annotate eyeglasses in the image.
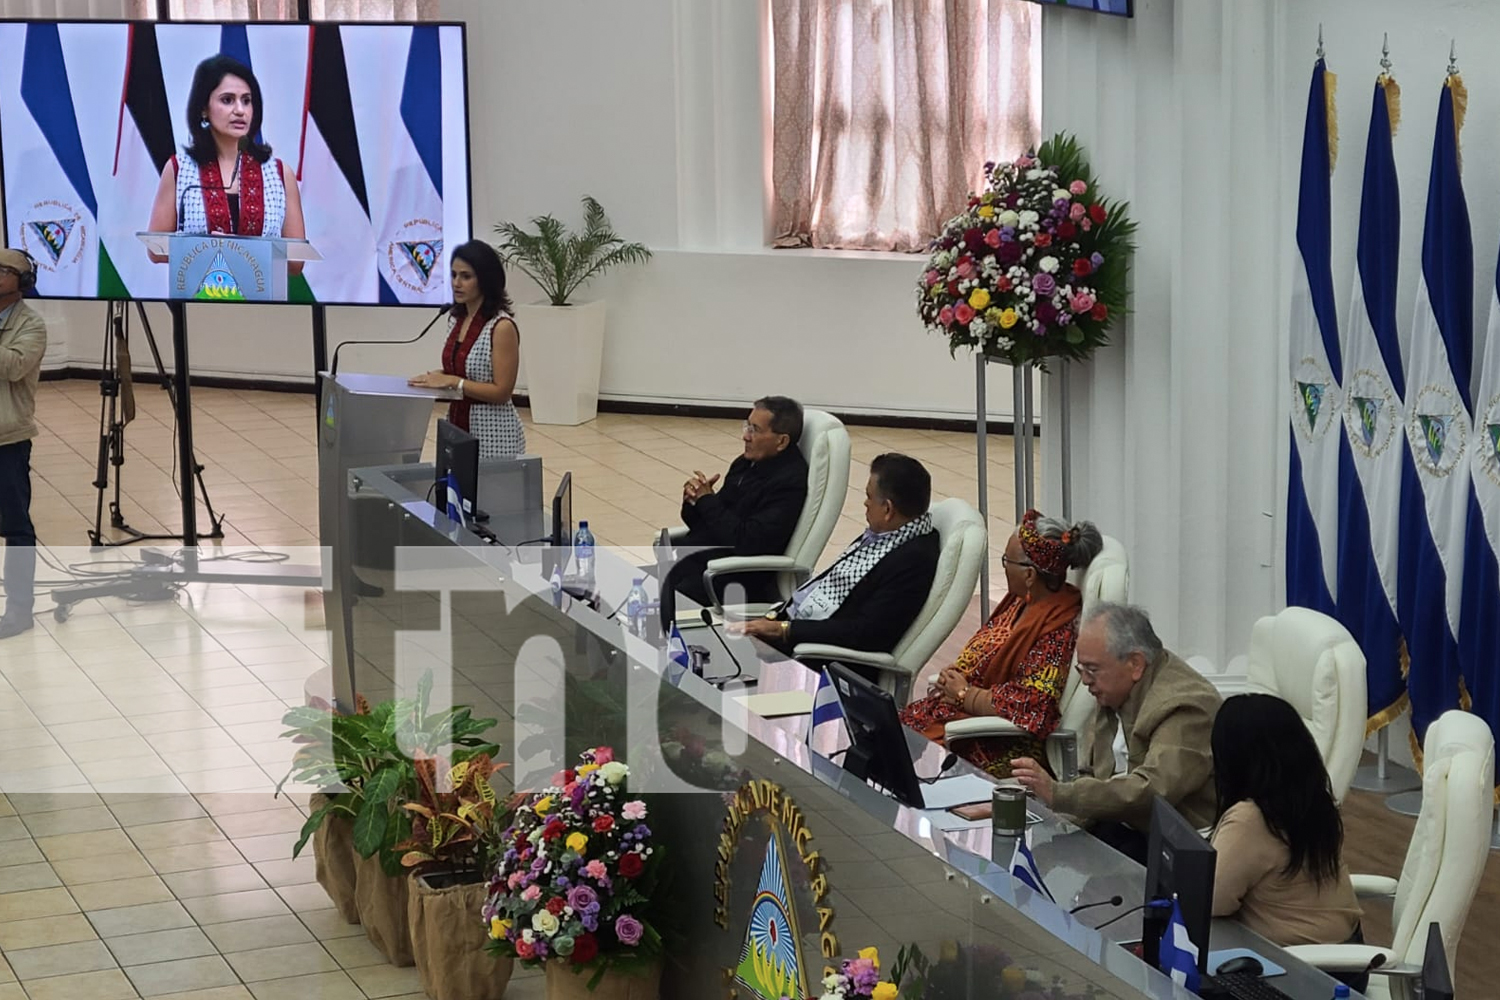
[742,422,771,436]
[1000,554,1033,570]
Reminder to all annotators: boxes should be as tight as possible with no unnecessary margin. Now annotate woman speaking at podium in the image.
[408,241,526,460]
[146,55,306,274]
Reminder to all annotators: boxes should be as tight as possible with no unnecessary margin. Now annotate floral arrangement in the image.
[917,133,1136,369]
[482,747,662,986]
[803,947,901,1000]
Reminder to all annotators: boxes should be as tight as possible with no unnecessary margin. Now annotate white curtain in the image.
[0,0,151,15]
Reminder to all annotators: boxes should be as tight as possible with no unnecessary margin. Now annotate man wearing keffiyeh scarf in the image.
[732,454,940,674]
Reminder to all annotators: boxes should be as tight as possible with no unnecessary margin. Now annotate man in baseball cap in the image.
[0,247,45,638]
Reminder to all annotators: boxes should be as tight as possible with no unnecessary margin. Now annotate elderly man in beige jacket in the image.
[1012,601,1222,862]
[0,248,46,639]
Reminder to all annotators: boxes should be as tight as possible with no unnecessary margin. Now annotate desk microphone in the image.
[1068,895,1124,916]
[329,303,452,379]
[1094,898,1171,931]
[700,608,746,685]
[919,752,960,784]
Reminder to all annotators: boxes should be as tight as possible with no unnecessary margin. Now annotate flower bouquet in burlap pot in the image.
[917,133,1136,369]
[483,746,664,1000]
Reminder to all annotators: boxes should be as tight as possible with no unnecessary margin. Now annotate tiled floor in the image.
[0,380,1025,999]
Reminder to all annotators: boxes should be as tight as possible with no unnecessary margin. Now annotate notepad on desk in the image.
[733,691,814,718]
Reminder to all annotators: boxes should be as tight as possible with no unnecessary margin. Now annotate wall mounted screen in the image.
[0,20,471,305]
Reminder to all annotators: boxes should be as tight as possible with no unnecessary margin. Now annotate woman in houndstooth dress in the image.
[409,241,526,459]
[146,55,306,276]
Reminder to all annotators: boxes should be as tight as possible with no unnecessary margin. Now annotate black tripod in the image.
[89,300,225,548]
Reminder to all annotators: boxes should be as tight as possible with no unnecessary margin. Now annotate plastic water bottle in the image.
[549,565,563,609]
[574,521,595,585]
[626,577,648,635]
[1331,985,1350,1000]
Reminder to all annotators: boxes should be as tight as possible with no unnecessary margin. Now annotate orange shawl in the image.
[958,584,1082,689]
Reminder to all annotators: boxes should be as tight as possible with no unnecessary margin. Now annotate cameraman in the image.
[0,248,45,639]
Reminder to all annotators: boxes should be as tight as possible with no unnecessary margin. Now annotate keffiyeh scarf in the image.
[789,512,933,621]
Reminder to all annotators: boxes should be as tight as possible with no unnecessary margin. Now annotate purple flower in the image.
[1034,322,1049,336]
[581,911,599,932]
[1091,251,1105,268]
[846,959,879,991]
[633,824,650,838]
[1032,273,1056,297]
[615,915,644,946]
[567,885,598,912]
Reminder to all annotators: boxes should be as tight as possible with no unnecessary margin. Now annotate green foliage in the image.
[493,196,652,306]
[276,673,499,874]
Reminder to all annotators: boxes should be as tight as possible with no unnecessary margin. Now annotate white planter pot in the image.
[517,299,606,425]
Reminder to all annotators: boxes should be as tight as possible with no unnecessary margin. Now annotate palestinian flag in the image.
[296,24,377,304]
[100,22,173,300]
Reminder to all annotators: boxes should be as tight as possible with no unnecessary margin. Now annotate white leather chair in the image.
[673,408,850,617]
[1242,607,1367,804]
[943,534,1129,775]
[1285,710,1494,999]
[792,497,987,704]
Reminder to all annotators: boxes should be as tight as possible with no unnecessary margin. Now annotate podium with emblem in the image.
[137,232,321,301]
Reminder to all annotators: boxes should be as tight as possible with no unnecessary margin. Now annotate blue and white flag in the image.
[811,669,843,729]
[1337,75,1410,731]
[1008,830,1054,903]
[1158,898,1202,992]
[667,625,691,671]
[0,22,101,297]
[1400,74,1474,742]
[1287,58,1343,616]
[1462,228,1500,750]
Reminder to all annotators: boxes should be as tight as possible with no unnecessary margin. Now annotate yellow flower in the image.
[533,797,553,815]
[489,917,511,940]
[858,947,880,968]
[977,204,995,219]
[968,288,991,311]
[999,308,1019,329]
[872,984,898,1000]
[576,763,600,777]
[566,832,588,855]
[1001,967,1027,993]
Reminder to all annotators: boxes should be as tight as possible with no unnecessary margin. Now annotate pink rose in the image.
[622,801,648,821]
[585,860,608,881]
[925,269,941,286]
[985,229,1002,248]
[593,748,614,764]
[522,885,541,902]
[956,256,977,280]
[507,873,524,890]
[938,305,955,327]
[954,303,975,325]
[1069,180,1087,196]
[1069,202,1086,221]
[1069,292,1096,314]
[1081,219,1093,231]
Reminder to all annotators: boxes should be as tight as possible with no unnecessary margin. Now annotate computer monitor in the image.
[551,473,573,548]
[824,662,925,809]
[1141,797,1215,975]
[1422,922,1454,1000]
[435,419,480,525]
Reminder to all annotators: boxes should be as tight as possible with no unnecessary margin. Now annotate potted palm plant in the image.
[494,196,652,426]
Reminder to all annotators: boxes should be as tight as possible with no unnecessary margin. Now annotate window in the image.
[769,0,1040,252]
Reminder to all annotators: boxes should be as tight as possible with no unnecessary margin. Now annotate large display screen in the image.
[0,20,470,305]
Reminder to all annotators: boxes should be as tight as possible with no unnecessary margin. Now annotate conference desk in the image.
[332,461,1365,1000]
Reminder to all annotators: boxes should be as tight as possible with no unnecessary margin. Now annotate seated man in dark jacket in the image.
[734,453,940,671]
[664,396,809,619]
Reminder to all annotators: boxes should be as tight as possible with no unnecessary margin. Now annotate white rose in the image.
[1053,188,1072,202]
[598,761,629,785]
[1039,256,1059,274]
[997,210,1019,228]
[1026,168,1049,181]
[532,911,559,936]
[823,974,844,992]
[1018,210,1040,228]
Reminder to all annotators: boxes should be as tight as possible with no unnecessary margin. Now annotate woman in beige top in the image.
[1210,695,1365,988]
